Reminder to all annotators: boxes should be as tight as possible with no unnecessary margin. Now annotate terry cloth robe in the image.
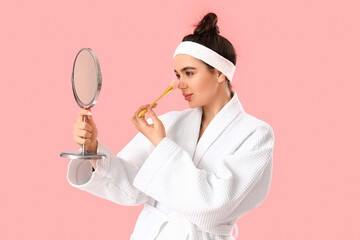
[66,91,275,240]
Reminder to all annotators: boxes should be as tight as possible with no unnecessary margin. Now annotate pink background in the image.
[1,0,359,239]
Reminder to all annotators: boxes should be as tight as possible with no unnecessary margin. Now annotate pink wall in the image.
[0,0,359,239]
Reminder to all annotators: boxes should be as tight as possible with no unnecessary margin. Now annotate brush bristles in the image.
[170,79,178,89]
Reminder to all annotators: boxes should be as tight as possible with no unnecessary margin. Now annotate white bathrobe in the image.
[66,91,275,240]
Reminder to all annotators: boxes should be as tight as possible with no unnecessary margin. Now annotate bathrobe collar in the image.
[182,91,245,166]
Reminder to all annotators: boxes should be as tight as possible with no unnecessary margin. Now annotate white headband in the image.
[173,41,236,81]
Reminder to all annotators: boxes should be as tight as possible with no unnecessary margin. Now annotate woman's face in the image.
[174,54,222,108]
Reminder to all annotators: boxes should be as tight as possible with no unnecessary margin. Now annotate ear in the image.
[216,70,226,83]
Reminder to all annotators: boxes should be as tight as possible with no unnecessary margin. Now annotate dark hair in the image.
[182,12,236,97]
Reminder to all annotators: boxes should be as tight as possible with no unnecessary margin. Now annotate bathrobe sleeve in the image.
[132,125,274,229]
[66,111,179,206]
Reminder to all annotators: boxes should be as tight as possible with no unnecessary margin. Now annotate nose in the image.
[177,78,186,89]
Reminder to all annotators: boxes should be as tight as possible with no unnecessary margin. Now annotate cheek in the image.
[197,76,216,92]
[194,74,212,89]
[192,76,216,102]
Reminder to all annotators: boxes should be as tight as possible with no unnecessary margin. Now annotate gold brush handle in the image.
[138,86,175,118]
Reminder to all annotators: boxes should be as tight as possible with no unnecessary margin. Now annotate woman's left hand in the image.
[130,103,166,147]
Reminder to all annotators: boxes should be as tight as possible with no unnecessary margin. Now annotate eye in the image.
[175,74,180,79]
[186,72,193,76]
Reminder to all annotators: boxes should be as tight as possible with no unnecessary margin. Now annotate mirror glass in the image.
[73,49,99,107]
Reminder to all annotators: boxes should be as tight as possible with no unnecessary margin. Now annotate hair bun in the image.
[193,12,220,36]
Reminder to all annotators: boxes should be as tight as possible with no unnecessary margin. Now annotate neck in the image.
[202,89,232,124]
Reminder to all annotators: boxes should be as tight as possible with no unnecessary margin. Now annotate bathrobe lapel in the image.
[177,92,245,167]
[174,106,202,162]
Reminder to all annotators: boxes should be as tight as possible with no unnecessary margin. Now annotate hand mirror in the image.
[60,48,106,160]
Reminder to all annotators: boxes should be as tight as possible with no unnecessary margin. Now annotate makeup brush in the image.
[138,79,179,118]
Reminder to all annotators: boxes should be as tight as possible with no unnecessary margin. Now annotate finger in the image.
[77,108,92,123]
[86,113,95,125]
[137,113,152,127]
[137,103,157,118]
[137,113,156,130]
[73,122,88,132]
[76,129,92,139]
[75,121,93,132]
[132,104,150,121]
[136,104,150,115]
[148,109,159,126]
[74,135,92,145]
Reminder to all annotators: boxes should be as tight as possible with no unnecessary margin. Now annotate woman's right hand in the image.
[73,107,98,153]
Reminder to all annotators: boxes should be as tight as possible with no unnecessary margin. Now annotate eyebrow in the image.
[174,66,197,73]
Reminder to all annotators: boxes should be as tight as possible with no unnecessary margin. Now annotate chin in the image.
[188,101,200,109]
[187,101,194,108]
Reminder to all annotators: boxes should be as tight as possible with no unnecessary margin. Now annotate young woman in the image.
[68,12,275,240]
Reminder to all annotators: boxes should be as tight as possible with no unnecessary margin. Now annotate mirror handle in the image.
[82,114,87,155]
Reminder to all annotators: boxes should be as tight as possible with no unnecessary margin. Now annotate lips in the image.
[182,93,193,97]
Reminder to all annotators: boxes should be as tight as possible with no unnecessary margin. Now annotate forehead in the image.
[174,54,204,70]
